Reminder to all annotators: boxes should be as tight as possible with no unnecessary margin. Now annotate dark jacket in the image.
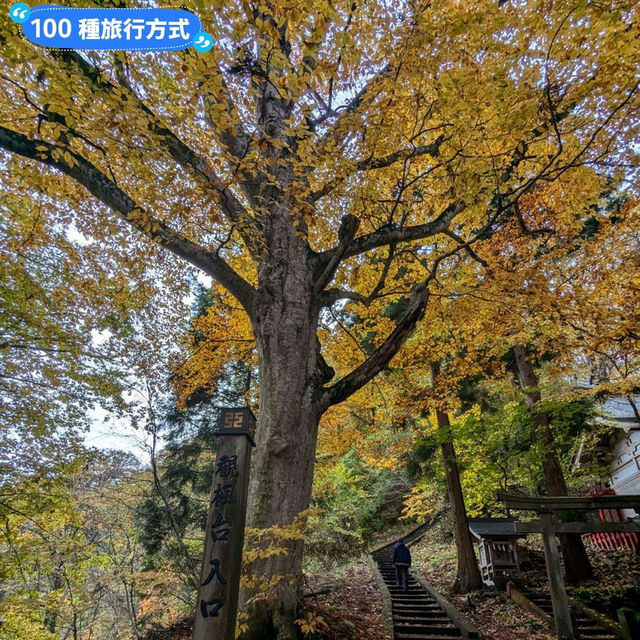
[392,541,411,566]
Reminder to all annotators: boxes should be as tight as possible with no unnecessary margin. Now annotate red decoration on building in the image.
[585,488,639,550]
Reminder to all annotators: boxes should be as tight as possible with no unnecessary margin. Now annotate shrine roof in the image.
[468,518,526,540]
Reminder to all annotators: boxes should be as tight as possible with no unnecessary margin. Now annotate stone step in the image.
[392,606,443,614]
[393,609,444,616]
[373,547,468,640]
[393,606,444,613]
[393,610,449,616]
[394,634,464,640]
[395,616,453,624]
[394,624,461,636]
[392,597,438,605]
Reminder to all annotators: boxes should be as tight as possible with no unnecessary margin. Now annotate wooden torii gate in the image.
[496,492,640,640]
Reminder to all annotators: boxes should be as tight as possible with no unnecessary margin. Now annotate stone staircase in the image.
[524,591,620,640]
[372,551,467,639]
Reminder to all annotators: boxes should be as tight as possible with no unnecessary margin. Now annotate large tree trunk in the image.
[431,363,483,593]
[240,368,321,640]
[239,220,327,639]
[513,345,593,583]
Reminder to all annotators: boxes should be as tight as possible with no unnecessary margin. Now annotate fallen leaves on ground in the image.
[304,561,392,640]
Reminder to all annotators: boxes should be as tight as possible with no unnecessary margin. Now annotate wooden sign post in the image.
[192,408,256,640]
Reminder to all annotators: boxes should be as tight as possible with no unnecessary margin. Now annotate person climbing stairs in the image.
[373,549,465,639]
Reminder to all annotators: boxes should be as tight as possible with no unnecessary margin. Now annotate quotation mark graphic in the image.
[192,31,213,53]
[9,2,30,23]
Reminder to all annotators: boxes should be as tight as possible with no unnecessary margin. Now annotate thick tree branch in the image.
[320,288,369,307]
[313,214,359,296]
[318,96,579,267]
[321,283,429,407]
[0,125,256,312]
[334,200,466,265]
[356,134,446,171]
[314,101,567,295]
[50,51,264,258]
[320,204,508,407]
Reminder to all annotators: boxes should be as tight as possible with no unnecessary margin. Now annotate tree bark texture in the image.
[431,363,483,593]
[513,345,593,584]
[236,213,323,639]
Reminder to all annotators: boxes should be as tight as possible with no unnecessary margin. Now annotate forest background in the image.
[1,0,640,638]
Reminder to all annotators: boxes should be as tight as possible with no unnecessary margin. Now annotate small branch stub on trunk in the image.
[192,408,256,640]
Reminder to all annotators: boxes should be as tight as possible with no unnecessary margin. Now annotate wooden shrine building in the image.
[467,518,525,588]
